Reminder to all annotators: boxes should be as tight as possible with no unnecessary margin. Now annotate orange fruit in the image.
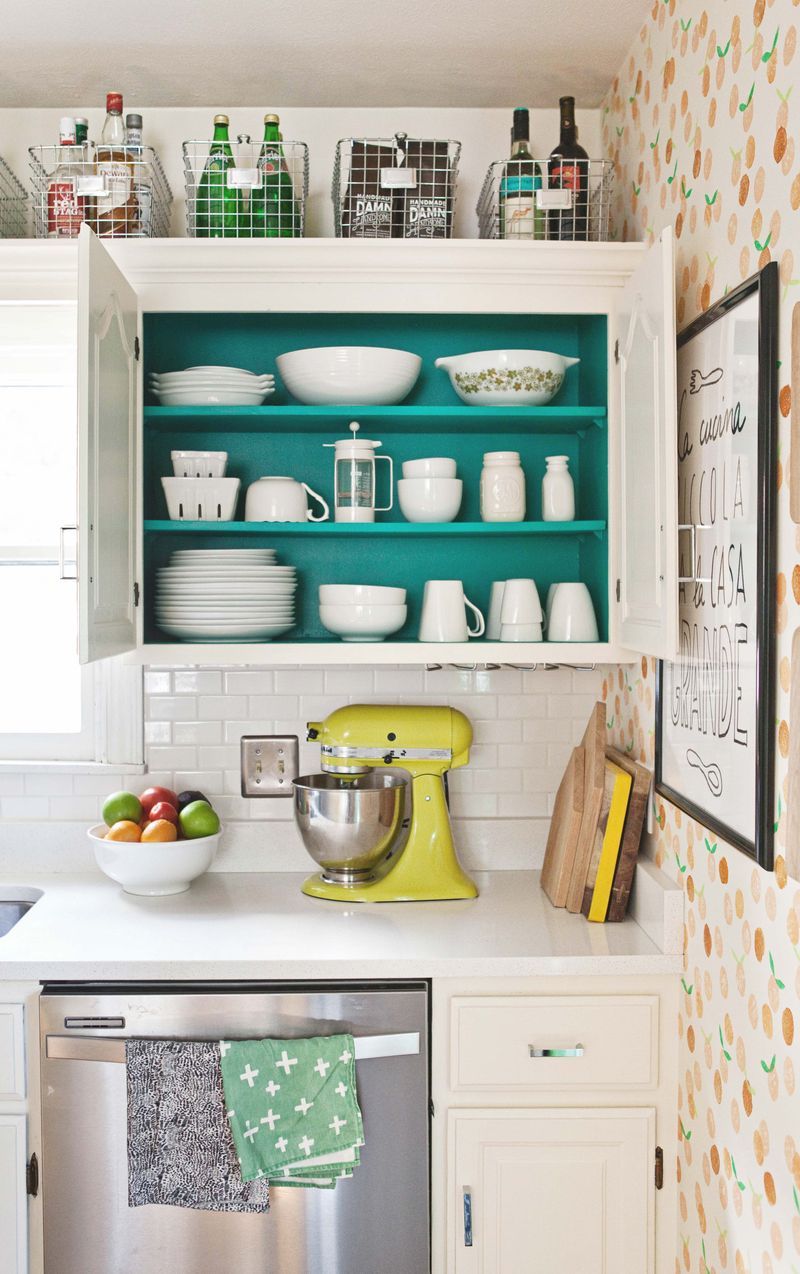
[105,820,141,843]
[141,819,178,844]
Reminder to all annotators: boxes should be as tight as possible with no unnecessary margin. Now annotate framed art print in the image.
[655,262,778,868]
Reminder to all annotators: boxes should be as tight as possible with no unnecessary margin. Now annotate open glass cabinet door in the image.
[77,226,139,663]
[616,226,678,661]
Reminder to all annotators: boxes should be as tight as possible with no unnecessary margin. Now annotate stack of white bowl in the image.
[275,346,421,406]
[150,366,275,407]
[155,549,297,642]
[318,585,407,642]
[397,457,462,523]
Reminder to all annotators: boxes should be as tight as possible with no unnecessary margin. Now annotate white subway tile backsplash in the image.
[499,743,546,769]
[247,696,300,718]
[499,694,546,719]
[148,696,197,722]
[173,720,223,746]
[224,671,275,695]
[473,719,522,744]
[174,670,223,695]
[144,721,172,744]
[323,668,375,695]
[198,695,248,720]
[144,670,171,694]
[274,669,324,694]
[498,793,550,817]
[25,772,73,796]
[2,796,50,819]
[523,717,572,743]
[173,772,225,796]
[146,745,197,771]
[0,774,25,796]
[197,745,240,770]
[49,796,101,820]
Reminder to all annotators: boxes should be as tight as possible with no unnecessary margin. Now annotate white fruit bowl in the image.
[276,346,421,405]
[435,349,580,406]
[319,602,407,641]
[88,824,222,896]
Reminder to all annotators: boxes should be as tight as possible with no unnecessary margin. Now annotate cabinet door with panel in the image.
[0,1114,28,1274]
[450,1107,655,1274]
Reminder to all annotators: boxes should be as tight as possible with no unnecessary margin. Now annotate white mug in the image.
[548,583,599,641]
[500,578,543,625]
[245,476,329,523]
[500,621,543,642]
[419,580,485,642]
[486,581,506,640]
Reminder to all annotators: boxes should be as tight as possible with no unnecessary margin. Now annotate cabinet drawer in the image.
[450,995,659,1092]
[0,1005,25,1101]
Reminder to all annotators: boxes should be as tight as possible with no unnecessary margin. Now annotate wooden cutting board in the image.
[540,746,585,907]
[566,702,608,913]
[787,628,800,881]
[605,747,652,922]
[791,303,800,524]
[581,760,632,920]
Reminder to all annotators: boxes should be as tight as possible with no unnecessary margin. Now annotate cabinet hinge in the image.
[134,581,140,607]
[616,578,621,603]
[614,338,620,364]
[429,1097,435,1119]
[654,1146,664,1190]
[134,336,140,362]
[26,1152,39,1198]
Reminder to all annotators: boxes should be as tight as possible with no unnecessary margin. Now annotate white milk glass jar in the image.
[541,455,575,521]
[480,450,526,522]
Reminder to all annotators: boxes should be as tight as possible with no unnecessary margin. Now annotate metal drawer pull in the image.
[463,1188,473,1247]
[46,1031,419,1065]
[529,1043,584,1058]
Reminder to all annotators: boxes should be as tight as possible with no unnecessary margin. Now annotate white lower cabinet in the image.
[0,1114,27,1274]
[450,1107,654,1274]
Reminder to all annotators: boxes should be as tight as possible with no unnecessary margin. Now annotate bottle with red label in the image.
[47,118,86,238]
[250,114,299,237]
[547,96,589,241]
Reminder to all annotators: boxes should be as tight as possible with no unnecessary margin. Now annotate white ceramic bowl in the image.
[276,346,422,406]
[397,477,463,523]
[88,823,221,896]
[319,602,407,642]
[161,477,240,521]
[401,457,457,479]
[171,450,228,478]
[434,349,580,406]
[319,584,406,605]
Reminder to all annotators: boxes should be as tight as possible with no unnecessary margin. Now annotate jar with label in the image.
[541,455,575,521]
[480,451,526,522]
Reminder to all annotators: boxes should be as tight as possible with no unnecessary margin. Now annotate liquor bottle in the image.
[124,113,150,236]
[499,107,544,240]
[547,96,589,241]
[124,113,143,149]
[47,118,85,239]
[96,92,138,236]
[74,117,89,146]
[195,114,243,238]
[250,114,299,237]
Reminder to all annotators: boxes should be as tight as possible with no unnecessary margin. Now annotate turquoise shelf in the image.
[144,519,605,537]
[143,404,607,434]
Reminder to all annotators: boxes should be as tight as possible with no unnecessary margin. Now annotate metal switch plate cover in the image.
[240,735,299,797]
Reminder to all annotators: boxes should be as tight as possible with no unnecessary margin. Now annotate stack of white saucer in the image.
[150,366,275,407]
[155,549,297,641]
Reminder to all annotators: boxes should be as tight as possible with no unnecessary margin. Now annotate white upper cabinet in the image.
[616,228,678,660]
[77,228,140,663]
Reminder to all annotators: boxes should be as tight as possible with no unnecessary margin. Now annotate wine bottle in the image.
[250,114,300,237]
[499,108,544,240]
[547,96,589,240]
[195,115,244,238]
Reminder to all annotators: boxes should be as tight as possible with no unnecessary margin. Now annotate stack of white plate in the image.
[150,366,276,407]
[155,549,297,641]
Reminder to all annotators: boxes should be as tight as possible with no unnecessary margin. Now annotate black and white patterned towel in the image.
[126,1039,270,1213]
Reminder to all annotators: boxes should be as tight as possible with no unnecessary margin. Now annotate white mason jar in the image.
[541,455,575,521]
[480,450,526,522]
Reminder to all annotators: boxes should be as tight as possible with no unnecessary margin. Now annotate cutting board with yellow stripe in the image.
[581,761,632,922]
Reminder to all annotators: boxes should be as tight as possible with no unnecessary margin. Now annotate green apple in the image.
[102,790,143,828]
[179,800,220,839]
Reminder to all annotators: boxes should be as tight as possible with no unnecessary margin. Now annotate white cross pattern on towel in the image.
[219,1041,232,1057]
[335,1081,348,1098]
[260,1108,280,1131]
[298,1135,315,1156]
[240,1064,259,1087]
[294,1096,314,1116]
[243,1120,259,1142]
[329,1115,347,1135]
[275,1136,288,1153]
[264,1079,281,1097]
[276,1049,298,1074]
[314,1057,331,1078]
[339,1047,353,1064]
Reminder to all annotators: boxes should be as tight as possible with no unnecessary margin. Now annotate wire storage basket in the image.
[183,136,308,238]
[477,158,613,242]
[0,156,28,237]
[333,136,460,239]
[29,144,172,238]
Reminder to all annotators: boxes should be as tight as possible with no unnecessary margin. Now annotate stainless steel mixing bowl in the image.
[293,771,409,884]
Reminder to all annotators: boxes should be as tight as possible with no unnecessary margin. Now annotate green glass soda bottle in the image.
[195,114,244,238]
[250,114,300,237]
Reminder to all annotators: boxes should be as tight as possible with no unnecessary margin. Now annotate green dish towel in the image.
[220,1033,364,1188]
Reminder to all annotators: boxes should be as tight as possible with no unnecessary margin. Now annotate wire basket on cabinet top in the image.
[183,134,308,238]
[0,157,28,238]
[29,143,172,239]
[333,136,460,239]
[476,157,614,242]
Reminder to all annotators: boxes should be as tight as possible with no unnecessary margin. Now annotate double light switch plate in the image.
[240,735,299,797]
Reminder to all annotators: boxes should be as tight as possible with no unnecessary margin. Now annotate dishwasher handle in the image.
[45,1030,420,1065]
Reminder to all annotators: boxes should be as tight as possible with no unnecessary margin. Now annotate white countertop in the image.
[0,870,681,981]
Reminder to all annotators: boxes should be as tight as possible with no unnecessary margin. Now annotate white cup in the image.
[500,621,543,642]
[486,581,506,640]
[245,476,329,523]
[548,583,599,641]
[397,477,463,523]
[401,456,457,478]
[544,583,557,631]
[419,580,485,642]
[500,578,543,625]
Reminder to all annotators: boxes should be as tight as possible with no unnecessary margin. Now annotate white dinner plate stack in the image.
[150,366,276,407]
[155,549,297,641]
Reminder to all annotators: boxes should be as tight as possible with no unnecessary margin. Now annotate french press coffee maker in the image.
[324,422,394,523]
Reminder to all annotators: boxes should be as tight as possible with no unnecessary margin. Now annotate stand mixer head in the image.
[294,704,478,902]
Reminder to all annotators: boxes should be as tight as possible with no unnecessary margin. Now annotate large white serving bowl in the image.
[319,602,407,642]
[397,477,463,523]
[88,824,221,896]
[318,584,406,605]
[276,346,422,405]
[434,349,580,406]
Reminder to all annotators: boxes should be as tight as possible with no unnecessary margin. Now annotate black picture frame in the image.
[655,261,778,869]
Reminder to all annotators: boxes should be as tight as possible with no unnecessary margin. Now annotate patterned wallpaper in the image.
[602,1,800,1270]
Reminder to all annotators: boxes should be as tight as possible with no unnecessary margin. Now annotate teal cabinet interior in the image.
[142,310,609,646]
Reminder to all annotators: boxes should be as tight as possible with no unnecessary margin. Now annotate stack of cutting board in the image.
[540,701,651,922]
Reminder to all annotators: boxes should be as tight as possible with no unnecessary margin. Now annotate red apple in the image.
[149,800,179,826]
[140,785,178,817]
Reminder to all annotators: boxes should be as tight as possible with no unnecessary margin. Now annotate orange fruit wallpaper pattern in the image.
[602,0,800,1269]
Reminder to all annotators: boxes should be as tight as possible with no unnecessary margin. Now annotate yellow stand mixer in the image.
[294,704,478,903]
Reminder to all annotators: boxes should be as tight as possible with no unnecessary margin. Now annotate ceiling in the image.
[5,0,647,108]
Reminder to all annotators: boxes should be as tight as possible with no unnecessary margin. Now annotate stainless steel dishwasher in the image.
[39,982,430,1274]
